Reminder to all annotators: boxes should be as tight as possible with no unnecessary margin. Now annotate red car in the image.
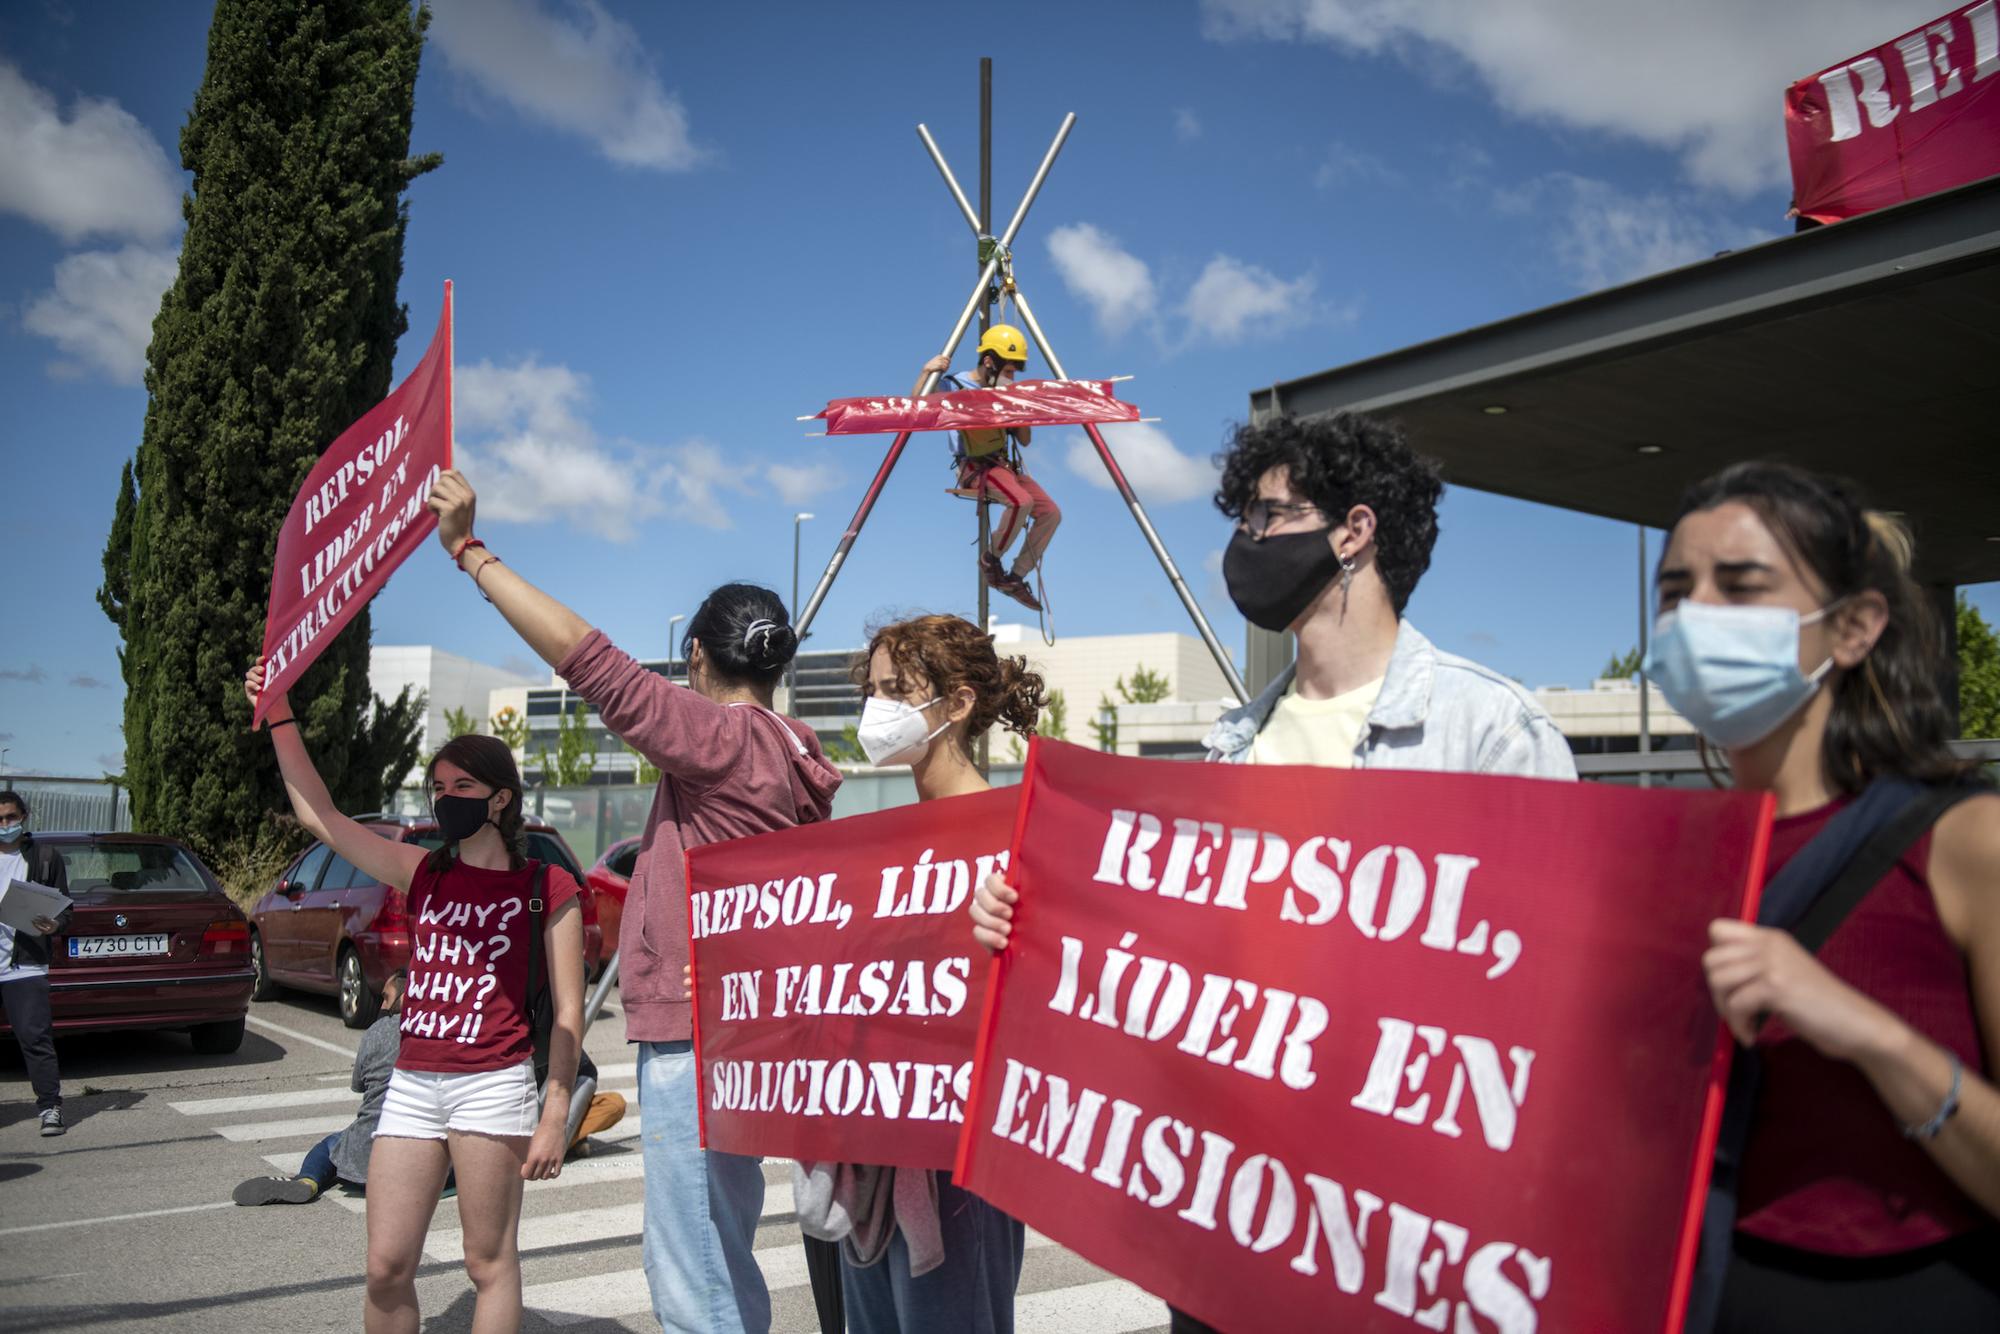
[584,835,641,963]
[0,834,254,1055]
[248,816,602,1028]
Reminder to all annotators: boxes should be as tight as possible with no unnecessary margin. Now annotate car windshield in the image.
[60,843,208,894]
[410,832,582,879]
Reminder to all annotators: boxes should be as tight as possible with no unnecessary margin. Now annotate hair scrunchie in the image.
[743,618,778,649]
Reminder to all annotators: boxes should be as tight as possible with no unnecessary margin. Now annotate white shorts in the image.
[375,1061,538,1140]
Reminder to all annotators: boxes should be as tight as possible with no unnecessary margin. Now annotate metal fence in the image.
[6,779,133,833]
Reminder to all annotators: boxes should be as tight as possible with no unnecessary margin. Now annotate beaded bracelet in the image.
[450,535,486,562]
[1902,1052,1963,1141]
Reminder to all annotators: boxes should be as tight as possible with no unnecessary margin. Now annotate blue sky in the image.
[3,0,1993,777]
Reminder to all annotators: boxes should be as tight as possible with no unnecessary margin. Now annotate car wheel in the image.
[338,948,381,1030]
[249,931,277,1001]
[191,1017,246,1055]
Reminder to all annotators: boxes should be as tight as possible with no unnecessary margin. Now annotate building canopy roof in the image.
[1252,176,2000,587]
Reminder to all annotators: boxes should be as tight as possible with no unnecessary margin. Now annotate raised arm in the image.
[245,665,427,893]
[428,469,593,669]
[915,354,949,397]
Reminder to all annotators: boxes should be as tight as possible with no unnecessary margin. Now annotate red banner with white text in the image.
[254,282,453,725]
[686,787,1014,1169]
[812,378,1139,436]
[1785,2,2000,223]
[957,741,1773,1334]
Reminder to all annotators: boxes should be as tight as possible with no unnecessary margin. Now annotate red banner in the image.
[957,741,1773,1334]
[813,378,1139,436]
[686,787,1015,1169]
[254,283,453,724]
[1785,2,2000,223]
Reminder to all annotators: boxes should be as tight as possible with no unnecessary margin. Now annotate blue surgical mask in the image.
[0,821,22,843]
[1643,600,1837,749]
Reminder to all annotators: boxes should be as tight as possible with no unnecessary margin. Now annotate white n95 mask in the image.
[857,695,948,767]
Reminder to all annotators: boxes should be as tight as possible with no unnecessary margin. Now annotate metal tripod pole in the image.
[975,57,994,778]
[917,125,1250,704]
[793,115,1076,640]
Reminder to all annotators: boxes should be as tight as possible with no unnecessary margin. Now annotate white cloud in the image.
[1174,107,1203,141]
[1066,422,1218,505]
[0,61,181,244]
[427,0,704,171]
[1516,173,1772,289]
[1182,255,1316,343]
[765,461,841,506]
[1046,222,1158,338]
[1315,139,1403,190]
[1200,0,1946,194]
[23,244,177,383]
[454,358,751,539]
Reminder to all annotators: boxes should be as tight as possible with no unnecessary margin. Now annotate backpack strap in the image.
[526,863,548,997]
[1787,782,1984,953]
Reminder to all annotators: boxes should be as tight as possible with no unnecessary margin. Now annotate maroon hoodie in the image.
[557,630,842,1043]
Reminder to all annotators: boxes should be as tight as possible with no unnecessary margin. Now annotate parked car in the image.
[247,815,602,1028]
[0,833,254,1055]
[584,835,641,963]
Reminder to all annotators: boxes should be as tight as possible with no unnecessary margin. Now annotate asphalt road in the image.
[0,989,1166,1333]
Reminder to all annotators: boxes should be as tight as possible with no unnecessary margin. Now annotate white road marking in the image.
[0,1200,237,1236]
[1014,1277,1168,1331]
[214,1112,356,1141]
[426,1179,795,1261]
[246,1015,358,1057]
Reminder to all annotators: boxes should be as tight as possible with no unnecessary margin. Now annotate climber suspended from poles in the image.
[916,322,1061,613]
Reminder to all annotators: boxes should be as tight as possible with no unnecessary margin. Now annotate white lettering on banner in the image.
[1047,932,1327,1090]
[1818,4,1999,142]
[767,956,971,1020]
[1090,808,1520,980]
[720,969,761,1021]
[302,416,409,534]
[707,1057,973,1123]
[1349,1018,1537,1153]
[875,847,1010,919]
[986,1057,1553,1331]
[690,872,849,938]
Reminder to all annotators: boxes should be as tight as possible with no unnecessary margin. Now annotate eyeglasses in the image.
[1240,499,1325,539]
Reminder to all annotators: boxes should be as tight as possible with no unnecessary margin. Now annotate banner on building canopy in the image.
[810,378,1140,436]
[956,740,1774,1334]
[1785,2,2000,223]
[253,282,453,725]
[686,786,1015,1169]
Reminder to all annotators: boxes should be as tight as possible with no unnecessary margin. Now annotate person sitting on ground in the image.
[235,970,411,1206]
[917,323,1061,612]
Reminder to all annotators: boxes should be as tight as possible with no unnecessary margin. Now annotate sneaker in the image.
[38,1108,63,1137]
[232,1175,319,1206]
[979,551,1007,584]
[993,572,1042,612]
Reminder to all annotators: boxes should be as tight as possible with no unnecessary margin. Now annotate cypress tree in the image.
[101,0,438,855]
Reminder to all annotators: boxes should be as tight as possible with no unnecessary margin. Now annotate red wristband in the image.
[450,535,485,562]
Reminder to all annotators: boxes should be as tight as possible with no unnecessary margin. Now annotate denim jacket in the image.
[1203,619,1577,780]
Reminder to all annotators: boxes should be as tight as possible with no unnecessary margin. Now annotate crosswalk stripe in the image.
[426,1179,798,1262]
[1014,1277,1166,1332]
[215,1112,356,1141]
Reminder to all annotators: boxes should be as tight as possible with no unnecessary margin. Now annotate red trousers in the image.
[959,457,1061,574]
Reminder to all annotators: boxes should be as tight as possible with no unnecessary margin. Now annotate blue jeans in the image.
[840,1176,1024,1334]
[639,1039,769,1334]
[301,1132,340,1191]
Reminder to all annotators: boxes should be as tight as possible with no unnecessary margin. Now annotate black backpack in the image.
[1683,777,1988,1332]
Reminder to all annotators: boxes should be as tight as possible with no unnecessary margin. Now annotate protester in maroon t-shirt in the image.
[246,666,585,1334]
[1646,462,2000,1331]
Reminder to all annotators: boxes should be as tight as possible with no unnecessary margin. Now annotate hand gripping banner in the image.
[254,282,453,725]
[811,378,1139,437]
[956,740,1773,1334]
[1785,2,2000,223]
[687,786,1015,1169]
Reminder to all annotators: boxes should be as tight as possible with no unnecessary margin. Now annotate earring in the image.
[1339,555,1357,592]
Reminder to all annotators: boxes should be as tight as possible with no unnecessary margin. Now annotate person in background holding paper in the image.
[1,789,70,1137]
[1642,463,2000,1332]
[969,411,1577,1332]
[244,670,585,1334]
[426,468,841,1334]
[792,614,1046,1334]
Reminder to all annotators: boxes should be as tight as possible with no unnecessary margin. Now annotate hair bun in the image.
[750,623,798,671]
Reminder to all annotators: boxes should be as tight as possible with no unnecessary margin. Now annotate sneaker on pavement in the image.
[38,1108,64,1137]
[232,1175,319,1206]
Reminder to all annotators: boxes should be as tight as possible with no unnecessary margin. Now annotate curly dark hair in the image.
[1214,411,1443,615]
[851,614,1047,742]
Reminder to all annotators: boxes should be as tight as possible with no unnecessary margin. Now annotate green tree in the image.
[1040,689,1069,742]
[490,706,529,754]
[1959,594,2000,740]
[98,0,439,855]
[538,703,598,787]
[1601,646,1643,680]
[442,706,479,739]
[823,725,865,765]
[1093,664,1174,749]
[623,739,661,785]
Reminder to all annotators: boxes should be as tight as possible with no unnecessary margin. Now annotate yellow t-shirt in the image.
[1247,676,1384,768]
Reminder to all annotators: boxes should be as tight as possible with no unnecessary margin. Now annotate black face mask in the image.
[1223,526,1342,632]
[433,794,493,843]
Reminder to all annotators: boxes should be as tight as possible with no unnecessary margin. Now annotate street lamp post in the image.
[667,613,687,682]
[789,513,814,711]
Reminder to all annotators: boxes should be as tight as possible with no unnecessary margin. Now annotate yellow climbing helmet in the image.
[976,324,1029,365]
